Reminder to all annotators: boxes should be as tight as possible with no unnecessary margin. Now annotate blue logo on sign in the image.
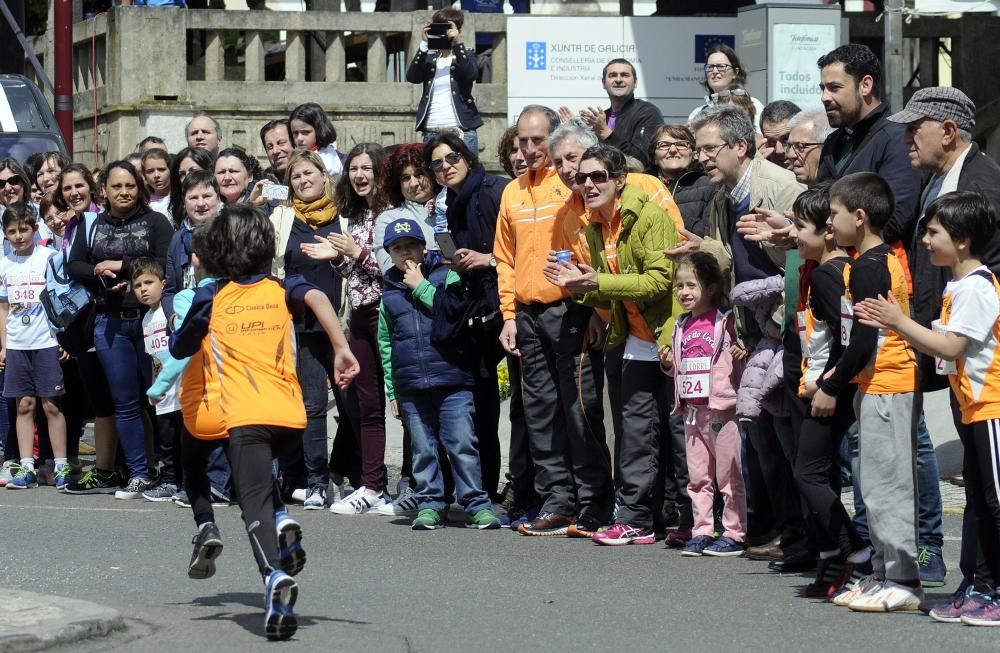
[694,35,736,64]
[526,42,546,70]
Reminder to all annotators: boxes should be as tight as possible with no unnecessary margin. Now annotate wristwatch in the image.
[489,254,497,268]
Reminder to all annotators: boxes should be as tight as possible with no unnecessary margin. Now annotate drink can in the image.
[555,249,574,264]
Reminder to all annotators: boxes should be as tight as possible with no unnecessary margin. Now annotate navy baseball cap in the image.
[383,219,426,249]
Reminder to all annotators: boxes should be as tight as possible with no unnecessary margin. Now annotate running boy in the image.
[0,204,69,490]
[855,191,1000,625]
[378,218,499,531]
[170,205,359,640]
[812,172,921,612]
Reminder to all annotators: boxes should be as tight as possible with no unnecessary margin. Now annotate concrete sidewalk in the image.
[0,589,124,652]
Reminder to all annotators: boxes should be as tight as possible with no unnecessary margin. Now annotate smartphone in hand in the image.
[434,231,459,261]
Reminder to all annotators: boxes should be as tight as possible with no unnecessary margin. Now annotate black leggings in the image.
[229,425,299,579]
[182,430,228,528]
[961,418,1000,591]
[793,385,864,555]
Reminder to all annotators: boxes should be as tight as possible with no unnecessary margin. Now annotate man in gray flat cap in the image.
[888,85,1000,615]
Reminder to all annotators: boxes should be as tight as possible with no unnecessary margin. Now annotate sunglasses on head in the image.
[429,152,463,172]
[574,170,611,185]
[0,178,23,187]
[711,88,749,101]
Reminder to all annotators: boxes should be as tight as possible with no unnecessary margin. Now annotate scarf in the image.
[292,194,337,229]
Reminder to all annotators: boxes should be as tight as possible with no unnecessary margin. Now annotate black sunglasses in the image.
[574,170,611,185]
[0,178,23,187]
[429,152,463,172]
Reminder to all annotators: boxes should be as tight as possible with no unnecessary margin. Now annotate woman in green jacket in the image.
[548,143,682,545]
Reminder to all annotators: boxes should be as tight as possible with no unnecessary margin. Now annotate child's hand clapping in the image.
[403,259,424,289]
[854,294,903,330]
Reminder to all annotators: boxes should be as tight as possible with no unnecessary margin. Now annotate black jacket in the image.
[660,165,715,238]
[407,43,483,132]
[603,96,663,169]
[909,142,1000,390]
[283,217,344,332]
[816,102,927,246]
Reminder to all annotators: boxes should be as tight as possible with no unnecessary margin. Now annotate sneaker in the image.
[115,476,155,500]
[831,573,882,607]
[849,580,923,612]
[703,536,746,557]
[65,468,120,495]
[210,486,230,507]
[917,547,947,588]
[264,569,298,641]
[592,523,655,546]
[54,464,71,491]
[6,464,38,490]
[274,510,306,576]
[143,483,179,502]
[329,486,386,515]
[960,591,1000,626]
[303,487,326,510]
[664,527,693,548]
[518,512,574,536]
[567,515,604,538]
[374,486,419,517]
[290,488,307,503]
[188,522,224,580]
[929,581,992,623]
[804,556,850,599]
[412,508,446,530]
[467,508,501,530]
[681,534,717,557]
[0,460,14,487]
[500,503,540,529]
[173,489,191,507]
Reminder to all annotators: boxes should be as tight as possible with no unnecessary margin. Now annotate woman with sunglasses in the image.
[687,44,764,127]
[423,131,508,504]
[545,143,680,544]
[647,125,715,238]
[0,159,31,209]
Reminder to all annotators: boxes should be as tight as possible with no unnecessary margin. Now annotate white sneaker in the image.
[0,460,15,486]
[290,488,307,503]
[849,581,923,612]
[374,486,419,516]
[303,488,326,510]
[329,486,386,515]
[832,574,882,607]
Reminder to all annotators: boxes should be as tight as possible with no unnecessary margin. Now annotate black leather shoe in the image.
[769,553,816,573]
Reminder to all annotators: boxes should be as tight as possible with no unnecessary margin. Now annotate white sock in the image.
[20,458,35,472]
[847,546,872,564]
[54,457,68,470]
[819,549,841,560]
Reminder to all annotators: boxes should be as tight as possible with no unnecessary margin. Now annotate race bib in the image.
[144,325,169,355]
[840,297,854,346]
[931,320,957,376]
[8,282,39,303]
[797,310,809,352]
[678,356,711,399]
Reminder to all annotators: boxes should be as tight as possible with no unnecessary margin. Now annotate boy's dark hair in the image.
[829,172,894,231]
[677,251,726,308]
[288,103,337,150]
[2,203,37,231]
[130,257,165,282]
[432,7,463,30]
[793,180,833,232]
[190,221,223,278]
[925,190,997,259]
[816,44,882,99]
[760,100,801,126]
[203,204,275,278]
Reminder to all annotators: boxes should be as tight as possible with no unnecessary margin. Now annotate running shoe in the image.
[831,574,882,607]
[115,476,155,500]
[500,503,540,529]
[53,464,71,491]
[702,536,746,557]
[929,580,991,623]
[143,483,179,502]
[517,512,573,536]
[412,508,446,530]
[303,488,326,510]
[664,527,693,548]
[275,510,306,577]
[467,508,502,530]
[329,486,386,515]
[188,522,224,580]
[374,486,420,517]
[960,591,1000,626]
[0,460,14,487]
[567,515,604,539]
[64,468,120,495]
[264,569,298,641]
[848,580,922,612]
[917,547,947,588]
[592,522,655,546]
[6,464,37,490]
[803,556,850,598]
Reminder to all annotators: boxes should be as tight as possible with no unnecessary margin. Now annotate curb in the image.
[0,589,125,653]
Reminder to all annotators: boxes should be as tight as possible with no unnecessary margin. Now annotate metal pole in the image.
[53,0,73,156]
[884,0,905,111]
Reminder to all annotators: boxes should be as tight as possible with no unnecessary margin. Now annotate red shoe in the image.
[664,527,692,548]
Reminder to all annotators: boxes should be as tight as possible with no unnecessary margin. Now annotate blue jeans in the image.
[296,333,335,491]
[849,412,943,554]
[422,128,479,155]
[397,386,489,515]
[94,313,151,479]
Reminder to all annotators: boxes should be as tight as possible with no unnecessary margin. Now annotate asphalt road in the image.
[0,487,994,653]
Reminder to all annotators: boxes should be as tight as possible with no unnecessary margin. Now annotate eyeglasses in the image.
[704,63,734,73]
[787,142,824,155]
[0,178,22,187]
[710,88,748,101]
[574,170,611,185]
[429,152,463,172]
[692,143,733,159]
[654,140,692,152]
